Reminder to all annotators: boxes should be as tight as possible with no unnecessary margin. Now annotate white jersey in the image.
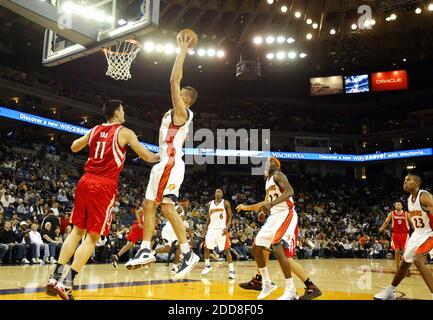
[159,109,193,161]
[208,199,228,230]
[407,189,433,234]
[265,175,295,214]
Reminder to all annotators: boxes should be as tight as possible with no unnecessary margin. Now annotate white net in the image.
[103,40,142,81]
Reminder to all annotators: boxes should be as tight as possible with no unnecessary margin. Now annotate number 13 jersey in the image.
[407,189,433,234]
[265,175,295,215]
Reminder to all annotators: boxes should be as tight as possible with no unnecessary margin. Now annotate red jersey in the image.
[84,123,126,182]
[391,210,409,234]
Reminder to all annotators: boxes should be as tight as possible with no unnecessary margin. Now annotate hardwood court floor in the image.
[0,259,432,300]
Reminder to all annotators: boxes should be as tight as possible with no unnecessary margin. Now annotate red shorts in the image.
[391,233,409,251]
[284,225,299,258]
[70,173,117,236]
[127,222,143,244]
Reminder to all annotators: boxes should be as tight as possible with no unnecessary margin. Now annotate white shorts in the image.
[145,158,185,204]
[162,227,178,245]
[403,231,433,263]
[255,208,298,249]
[205,229,230,251]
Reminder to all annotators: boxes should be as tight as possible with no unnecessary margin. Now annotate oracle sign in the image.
[371,70,408,92]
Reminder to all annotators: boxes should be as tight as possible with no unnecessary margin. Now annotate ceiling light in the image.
[266,36,275,44]
[267,0,274,4]
[312,23,318,29]
[287,37,295,43]
[306,19,312,24]
[277,36,285,43]
[253,36,263,45]
[429,4,433,11]
[295,11,302,18]
[306,33,313,40]
[207,48,216,57]
[330,29,336,35]
[351,24,357,30]
[143,41,155,52]
[288,51,297,59]
[266,53,274,60]
[300,53,307,58]
[415,7,422,14]
[276,51,285,60]
[217,50,225,58]
[281,6,288,13]
[197,49,206,56]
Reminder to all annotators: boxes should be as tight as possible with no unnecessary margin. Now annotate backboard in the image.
[41,0,159,66]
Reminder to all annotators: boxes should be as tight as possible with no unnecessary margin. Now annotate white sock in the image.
[285,278,295,291]
[389,285,396,292]
[141,241,151,250]
[258,267,271,285]
[180,243,189,254]
[205,259,210,267]
[228,263,234,272]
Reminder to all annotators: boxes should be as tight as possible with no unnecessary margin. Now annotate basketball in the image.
[177,28,198,49]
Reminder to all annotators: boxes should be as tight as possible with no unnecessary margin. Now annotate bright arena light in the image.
[390,14,397,20]
[330,29,336,35]
[143,41,155,52]
[300,53,307,58]
[415,7,422,14]
[386,16,392,21]
[364,20,371,28]
[155,44,163,52]
[188,49,196,55]
[207,48,216,57]
[266,36,275,44]
[266,53,274,60]
[287,37,295,44]
[288,51,297,59]
[276,51,285,60]
[294,11,302,18]
[429,4,433,11]
[370,19,376,25]
[351,23,357,30]
[267,0,274,4]
[281,6,288,13]
[277,36,285,43]
[312,23,318,29]
[253,36,263,45]
[306,33,313,40]
[217,50,225,58]
[62,2,74,13]
[197,49,206,56]
[307,19,313,24]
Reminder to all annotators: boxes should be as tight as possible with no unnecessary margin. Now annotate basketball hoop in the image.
[103,40,142,81]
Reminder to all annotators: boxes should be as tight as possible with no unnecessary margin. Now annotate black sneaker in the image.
[111,255,119,269]
[239,274,263,291]
[299,286,322,300]
[174,250,199,279]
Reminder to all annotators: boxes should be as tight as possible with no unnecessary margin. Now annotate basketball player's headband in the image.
[269,157,281,168]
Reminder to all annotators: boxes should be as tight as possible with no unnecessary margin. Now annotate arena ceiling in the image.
[0,0,433,97]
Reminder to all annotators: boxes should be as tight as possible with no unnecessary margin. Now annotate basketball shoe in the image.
[201,265,212,275]
[229,271,236,280]
[277,288,298,300]
[257,282,278,300]
[124,248,156,270]
[299,286,322,300]
[374,287,397,300]
[53,282,74,300]
[239,274,263,291]
[174,250,200,279]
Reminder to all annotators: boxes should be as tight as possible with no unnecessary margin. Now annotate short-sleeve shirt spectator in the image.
[41,229,57,243]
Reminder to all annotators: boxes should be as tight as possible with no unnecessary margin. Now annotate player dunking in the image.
[45,100,159,300]
[200,188,235,280]
[111,207,145,268]
[375,174,433,300]
[125,33,200,278]
[237,157,298,300]
[379,200,411,270]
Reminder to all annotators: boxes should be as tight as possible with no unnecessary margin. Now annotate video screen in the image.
[310,76,344,96]
[344,74,370,94]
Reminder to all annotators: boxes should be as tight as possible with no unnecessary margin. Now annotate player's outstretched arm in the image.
[236,201,266,212]
[71,130,91,153]
[120,128,159,163]
[379,213,392,233]
[170,35,193,123]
